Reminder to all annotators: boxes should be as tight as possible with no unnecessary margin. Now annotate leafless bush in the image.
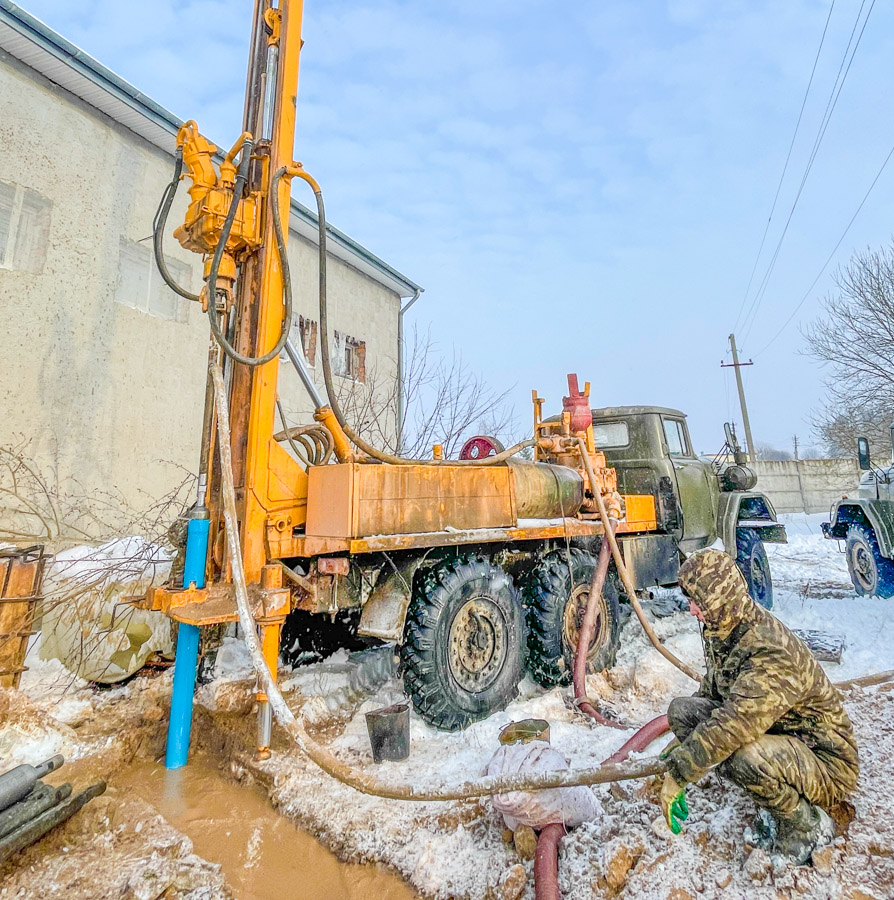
[0,443,194,688]
[0,438,194,548]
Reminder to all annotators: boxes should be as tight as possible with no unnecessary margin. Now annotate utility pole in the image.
[721,333,756,463]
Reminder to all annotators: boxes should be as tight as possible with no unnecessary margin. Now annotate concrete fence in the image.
[751,459,859,515]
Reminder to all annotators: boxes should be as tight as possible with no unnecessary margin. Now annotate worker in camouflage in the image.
[659,548,859,864]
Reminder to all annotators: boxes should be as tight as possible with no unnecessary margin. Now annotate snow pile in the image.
[39,537,174,683]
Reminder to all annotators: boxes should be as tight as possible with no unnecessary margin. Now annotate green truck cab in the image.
[592,406,786,607]
[822,434,894,597]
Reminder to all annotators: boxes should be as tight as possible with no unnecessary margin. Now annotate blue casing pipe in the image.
[165,515,209,769]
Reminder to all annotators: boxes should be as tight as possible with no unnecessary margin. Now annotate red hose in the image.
[531,714,672,900]
[572,527,625,730]
[603,714,671,765]
[534,823,566,900]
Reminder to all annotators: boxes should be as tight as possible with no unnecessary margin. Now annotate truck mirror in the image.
[857,437,871,471]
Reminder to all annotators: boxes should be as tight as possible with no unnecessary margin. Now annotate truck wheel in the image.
[845,524,894,598]
[401,558,524,731]
[736,528,773,609]
[524,549,622,688]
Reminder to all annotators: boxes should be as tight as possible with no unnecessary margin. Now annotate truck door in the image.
[661,416,715,550]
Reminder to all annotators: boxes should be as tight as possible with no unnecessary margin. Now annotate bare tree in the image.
[804,243,894,457]
[753,441,793,462]
[333,326,522,459]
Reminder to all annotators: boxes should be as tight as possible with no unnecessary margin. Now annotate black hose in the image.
[206,139,292,367]
[280,167,534,467]
[152,150,201,302]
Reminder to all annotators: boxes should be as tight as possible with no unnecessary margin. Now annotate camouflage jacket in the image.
[665,549,859,794]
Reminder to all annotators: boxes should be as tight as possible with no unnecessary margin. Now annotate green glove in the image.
[659,773,689,834]
[659,738,680,760]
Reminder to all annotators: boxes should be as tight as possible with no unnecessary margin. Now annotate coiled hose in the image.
[272,166,534,466]
[274,397,334,467]
[211,361,664,799]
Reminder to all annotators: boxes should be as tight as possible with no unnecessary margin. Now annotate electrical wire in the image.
[752,138,894,357]
[732,0,836,334]
[739,0,876,342]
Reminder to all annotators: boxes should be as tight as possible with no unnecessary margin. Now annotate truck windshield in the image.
[593,421,629,449]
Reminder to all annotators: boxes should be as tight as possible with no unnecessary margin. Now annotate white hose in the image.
[210,364,664,800]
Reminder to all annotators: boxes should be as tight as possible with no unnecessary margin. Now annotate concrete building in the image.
[0,1,420,542]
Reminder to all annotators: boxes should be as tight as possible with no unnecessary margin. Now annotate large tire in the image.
[401,558,524,731]
[524,549,622,688]
[845,524,894,598]
[736,528,773,609]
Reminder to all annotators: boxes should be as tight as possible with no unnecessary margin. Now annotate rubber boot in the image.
[744,807,778,852]
[773,798,834,865]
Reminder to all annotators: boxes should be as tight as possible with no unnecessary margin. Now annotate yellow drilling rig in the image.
[143,0,674,768]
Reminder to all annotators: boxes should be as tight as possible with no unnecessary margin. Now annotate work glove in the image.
[659,772,689,835]
[658,738,680,760]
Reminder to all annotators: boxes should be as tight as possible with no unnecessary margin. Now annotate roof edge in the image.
[0,0,422,298]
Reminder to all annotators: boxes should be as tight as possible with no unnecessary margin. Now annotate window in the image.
[592,421,629,449]
[114,237,191,323]
[663,418,689,457]
[333,331,366,382]
[0,181,52,273]
[284,314,318,366]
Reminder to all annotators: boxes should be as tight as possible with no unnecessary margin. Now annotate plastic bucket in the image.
[365,703,410,763]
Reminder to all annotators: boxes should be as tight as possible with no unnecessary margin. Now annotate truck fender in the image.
[824,498,894,559]
[717,491,787,557]
[357,555,428,642]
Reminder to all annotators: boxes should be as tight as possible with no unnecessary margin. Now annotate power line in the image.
[739,0,875,343]
[753,138,894,357]
[732,0,836,334]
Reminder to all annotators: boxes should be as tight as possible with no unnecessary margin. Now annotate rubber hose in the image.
[603,714,671,765]
[152,150,201,302]
[577,439,702,683]
[534,824,566,900]
[282,169,534,467]
[572,522,625,730]
[207,140,291,367]
[210,362,665,799]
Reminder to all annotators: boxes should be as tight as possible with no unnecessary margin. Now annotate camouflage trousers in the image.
[667,697,844,818]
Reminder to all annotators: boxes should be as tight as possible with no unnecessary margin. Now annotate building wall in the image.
[752,458,859,515]
[0,51,400,539]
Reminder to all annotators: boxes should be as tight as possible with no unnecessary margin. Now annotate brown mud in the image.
[114,753,417,900]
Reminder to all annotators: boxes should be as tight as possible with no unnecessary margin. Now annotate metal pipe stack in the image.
[0,754,106,865]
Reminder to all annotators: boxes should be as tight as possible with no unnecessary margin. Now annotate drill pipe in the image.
[0,782,105,866]
[0,783,72,840]
[0,755,64,814]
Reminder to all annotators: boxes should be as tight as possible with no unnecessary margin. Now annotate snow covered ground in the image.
[208,513,894,899]
[8,512,894,899]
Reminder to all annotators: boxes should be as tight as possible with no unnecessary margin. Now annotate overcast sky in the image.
[25,0,894,453]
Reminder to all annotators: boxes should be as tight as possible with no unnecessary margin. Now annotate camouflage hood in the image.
[678,548,755,639]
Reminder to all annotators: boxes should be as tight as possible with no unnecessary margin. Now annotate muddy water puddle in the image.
[114,755,416,900]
